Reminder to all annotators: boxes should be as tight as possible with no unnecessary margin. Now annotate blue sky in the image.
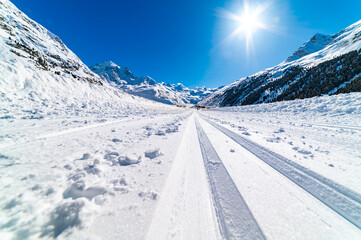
[12,0,361,88]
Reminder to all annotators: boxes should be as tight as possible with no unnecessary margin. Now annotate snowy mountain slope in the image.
[0,0,176,120]
[285,33,335,62]
[90,61,220,105]
[200,20,361,107]
[0,0,101,85]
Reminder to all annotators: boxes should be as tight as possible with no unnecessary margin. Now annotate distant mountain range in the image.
[1,0,360,110]
[90,61,220,105]
[0,0,218,109]
[200,21,361,106]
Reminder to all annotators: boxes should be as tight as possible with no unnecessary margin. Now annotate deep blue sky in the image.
[11,0,361,88]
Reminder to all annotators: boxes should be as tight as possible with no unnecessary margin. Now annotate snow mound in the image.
[210,92,361,123]
[118,155,142,166]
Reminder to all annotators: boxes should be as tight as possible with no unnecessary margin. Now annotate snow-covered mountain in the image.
[90,61,220,105]
[0,0,172,120]
[0,0,102,85]
[285,33,335,62]
[200,20,361,107]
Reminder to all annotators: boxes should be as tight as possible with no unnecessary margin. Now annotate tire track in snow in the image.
[195,118,265,240]
[201,115,361,230]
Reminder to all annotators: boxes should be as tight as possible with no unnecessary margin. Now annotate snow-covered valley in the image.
[1,93,361,239]
[1,0,361,239]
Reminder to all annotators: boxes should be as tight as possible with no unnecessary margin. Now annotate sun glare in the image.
[218,1,273,53]
[239,8,260,34]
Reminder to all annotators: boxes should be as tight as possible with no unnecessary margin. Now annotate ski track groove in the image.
[195,118,266,240]
[145,115,220,240]
[200,114,361,230]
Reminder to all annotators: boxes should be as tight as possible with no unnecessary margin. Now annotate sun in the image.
[238,8,261,35]
[217,1,272,53]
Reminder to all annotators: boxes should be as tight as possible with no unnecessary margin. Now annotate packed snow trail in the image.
[199,114,361,230]
[196,114,361,239]
[145,112,361,239]
[2,108,361,239]
[147,113,265,240]
[195,118,265,240]
[146,114,221,240]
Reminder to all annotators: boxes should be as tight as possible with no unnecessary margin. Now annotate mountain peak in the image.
[90,61,125,70]
[90,61,134,85]
[286,33,335,62]
[89,62,218,104]
[103,60,118,67]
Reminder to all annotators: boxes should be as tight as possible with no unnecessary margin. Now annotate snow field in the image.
[1,95,361,239]
[201,93,361,194]
[0,110,191,239]
[197,116,361,239]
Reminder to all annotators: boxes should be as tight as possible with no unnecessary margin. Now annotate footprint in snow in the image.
[63,182,107,200]
[78,153,90,160]
[144,148,163,159]
[138,190,157,200]
[118,155,141,166]
[114,186,130,194]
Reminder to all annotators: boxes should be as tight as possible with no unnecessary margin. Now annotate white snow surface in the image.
[201,93,361,194]
[2,88,361,239]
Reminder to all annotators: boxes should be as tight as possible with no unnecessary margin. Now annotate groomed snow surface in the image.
[1,93,361,239]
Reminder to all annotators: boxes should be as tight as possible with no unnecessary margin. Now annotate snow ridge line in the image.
[195,118,265,240]
[201,116,361,230]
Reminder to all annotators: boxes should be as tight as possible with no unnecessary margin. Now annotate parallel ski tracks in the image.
[195,118,266,240]
[199,115,361,231]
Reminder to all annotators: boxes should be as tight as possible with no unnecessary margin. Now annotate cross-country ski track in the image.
[2,110,361,240]
[146,112,361,240]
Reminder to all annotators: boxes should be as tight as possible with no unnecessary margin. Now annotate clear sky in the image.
[11,0,361,88]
